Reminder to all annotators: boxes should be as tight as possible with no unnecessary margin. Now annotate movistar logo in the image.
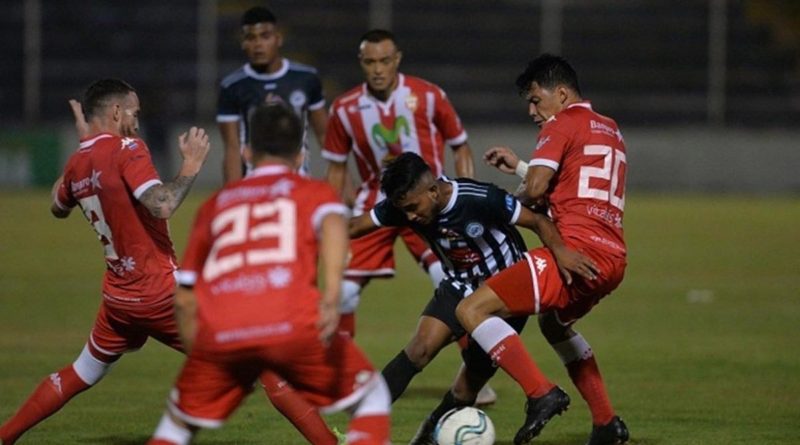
[372,116,410,154]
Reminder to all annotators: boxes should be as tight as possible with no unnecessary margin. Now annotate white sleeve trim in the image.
[176,270,197,287]
[321,149,348,163]
[134,179,163,200]
[446,131,468,147]
[308,99,326,111]
[369,208,384,227]
[216,114,241,123]
[509,200,522,224]
[529,158,560,172]
[312,203,350,233]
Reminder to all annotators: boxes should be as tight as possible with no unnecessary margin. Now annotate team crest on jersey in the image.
[466,221,484,238]
[263,92,286,106]
[404,93,418,112]
[121,137,139,150]
[290,90,307,107]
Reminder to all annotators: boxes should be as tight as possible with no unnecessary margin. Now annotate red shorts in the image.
[167,332,377,427]
[486,247,626,325]
[88,298,183,361]
[345,226,435,279]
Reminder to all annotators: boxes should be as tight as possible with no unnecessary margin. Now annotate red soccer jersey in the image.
[55,133,177,307]
[529,102,627,257]
[177,164,348,350]
[322,74,467,214]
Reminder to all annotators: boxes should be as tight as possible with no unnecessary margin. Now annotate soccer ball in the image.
[434,406,495,445]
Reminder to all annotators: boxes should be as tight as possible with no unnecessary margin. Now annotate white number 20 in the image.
[203,199,297,281]
[577,144,626,210]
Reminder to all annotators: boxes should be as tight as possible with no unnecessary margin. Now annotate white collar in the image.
[244,59,289,81]
[248,164,291,178]
[567,101,592,110]
[440,176,458,214]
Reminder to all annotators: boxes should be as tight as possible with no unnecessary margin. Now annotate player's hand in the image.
[484,146,520,175]
[317,300,340,346]
[178,127,211,176]
[68,99,90,139]
[551,246,599,285]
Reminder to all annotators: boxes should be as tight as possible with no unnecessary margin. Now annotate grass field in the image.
[1,189,798,444]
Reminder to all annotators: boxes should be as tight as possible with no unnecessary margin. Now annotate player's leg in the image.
[259,372,338,445]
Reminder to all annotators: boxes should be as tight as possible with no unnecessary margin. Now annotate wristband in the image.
[515,160,529,178]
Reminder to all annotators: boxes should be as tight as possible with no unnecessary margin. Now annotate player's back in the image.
[189,164,345,349]
[57,133,177,307]
[539,103,627,257]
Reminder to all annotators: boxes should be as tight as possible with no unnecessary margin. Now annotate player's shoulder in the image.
[331,85,364,109]
[219,65,248,89]
[286,59,320,76]
[403,74,442,92]
[453,177,495,198]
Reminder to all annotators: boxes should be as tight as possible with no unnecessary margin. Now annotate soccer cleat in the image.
[586,416,629,445]
[408,417,438,445]
[474,383,498,407]
[513,386,570,445]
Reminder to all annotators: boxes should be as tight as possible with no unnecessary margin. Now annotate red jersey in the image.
[322,73,467,215]
[530,102,627,257]
[177,164,348,350]
[55,133,177,307]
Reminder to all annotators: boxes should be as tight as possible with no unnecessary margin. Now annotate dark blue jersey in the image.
[217,59,325,174]
[371,177,527,291]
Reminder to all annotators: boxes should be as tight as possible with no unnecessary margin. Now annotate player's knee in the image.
[72,344,113,386]
[339,280,362,314]
[404,337,438,369]
[537,312,572,344]
[352,374,391,418]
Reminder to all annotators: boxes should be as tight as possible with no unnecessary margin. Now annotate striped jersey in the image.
[322,74,467,215]
[370,177,526,291]
[217,59,325,175]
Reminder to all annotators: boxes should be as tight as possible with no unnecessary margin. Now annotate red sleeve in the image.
[54,160,77,210]
[432,87,467,147]
[321,106,351,163]
[177,196,217,287]
[308,182,349,234]
[118,138,163,199]
[529,117,575,172]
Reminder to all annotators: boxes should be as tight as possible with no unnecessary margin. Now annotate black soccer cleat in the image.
[513,386,571,445]
[586,416,629,445]
[408,416,438,445]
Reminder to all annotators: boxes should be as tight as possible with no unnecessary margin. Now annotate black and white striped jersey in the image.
[371,177,527,291]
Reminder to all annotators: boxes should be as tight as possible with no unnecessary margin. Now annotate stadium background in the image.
[1,1,798,444]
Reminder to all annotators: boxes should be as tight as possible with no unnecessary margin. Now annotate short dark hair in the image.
[380,152,432,204]
[249,104,302,159]
[359,29,398,49]
[241,6,276,26]
[82,79,136,119]
[515,54,581,96]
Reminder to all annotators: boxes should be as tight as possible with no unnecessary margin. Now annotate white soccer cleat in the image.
[474,383,498,407]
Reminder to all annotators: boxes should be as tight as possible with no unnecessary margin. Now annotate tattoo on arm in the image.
[139,174,197,219]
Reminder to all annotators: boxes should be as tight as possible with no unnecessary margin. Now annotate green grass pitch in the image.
[1,190,798,444]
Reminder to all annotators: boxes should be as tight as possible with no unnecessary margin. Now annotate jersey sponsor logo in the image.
[263,92,286,106]
[404,93,419,112]
[371,116,410,157]
[466,221,485,238]
[535,136,551,151]
[589,120,623,141]
[209,266,293,296]
[586,203,623,229]
[70,169,103,193]
[289,90,307,108]
[534,255,547,274]
[121,137,139,150]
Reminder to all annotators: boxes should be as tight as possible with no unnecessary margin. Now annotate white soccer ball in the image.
[434,406,495,445]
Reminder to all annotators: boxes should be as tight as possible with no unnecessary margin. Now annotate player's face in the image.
[395,180,438,225]
[241,22,282,68]
[119,92,140,137]
[359,39,401,95]
[525,82,565,127]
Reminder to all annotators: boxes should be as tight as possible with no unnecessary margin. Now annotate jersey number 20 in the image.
[578,144,626,210]
[204,199,297,281]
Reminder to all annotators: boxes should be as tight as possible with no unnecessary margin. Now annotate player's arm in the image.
[174,285,198,353]
[49,175,72,218]
[318,212,348,344]
[219,120,242,184]
[452,142,475,178]
[515,206,598,284]
[139,127,210,219]
[325,161,348,195]
[308,107,328,148]
[349,211,380,238]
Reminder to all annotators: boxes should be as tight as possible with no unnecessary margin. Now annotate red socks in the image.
[260,372,337,445]
[0,365,91,444]
[567,356,614,425]
[348,414,391,445]
[489,334,554,398]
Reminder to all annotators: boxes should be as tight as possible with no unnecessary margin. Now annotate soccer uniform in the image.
[486,102,628,324]
[323,73,468,278]
[168,164,379,425]
[54,133,181,358]
[217,59,325,175]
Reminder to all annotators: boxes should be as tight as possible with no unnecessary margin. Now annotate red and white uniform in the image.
[169,165,379,425]
[322,74,467,277]
[55,133,181,357]
[487,102,628,323]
